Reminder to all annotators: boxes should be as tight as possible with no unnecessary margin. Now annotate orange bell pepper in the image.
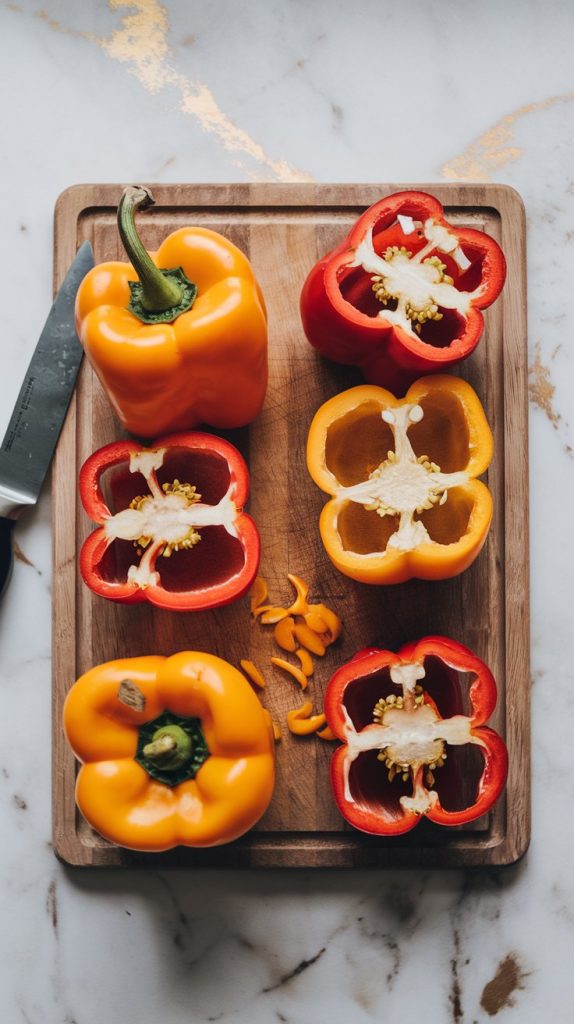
[75,186,268,437]
[63,652,275,851]
[306,375,493,584]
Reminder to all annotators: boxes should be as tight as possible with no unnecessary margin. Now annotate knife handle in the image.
[0,518,14,599]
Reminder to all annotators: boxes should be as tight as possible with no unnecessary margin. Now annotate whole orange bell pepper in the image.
[63,652,275,851]
[75,186,268,437]
[306,375,493,584]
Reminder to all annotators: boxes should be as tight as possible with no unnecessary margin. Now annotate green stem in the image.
[142,734,177,759]
[118,186,181,311]
[117,186,197,324]
[141,725,193,771]
[135,712,209,786]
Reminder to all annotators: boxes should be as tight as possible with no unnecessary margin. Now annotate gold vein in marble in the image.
[35,9,67,33]
[529,343,560,427]
[18,0,311,180]
[442,93,574,181]
[87,0,313,182]
[34,8,86,37]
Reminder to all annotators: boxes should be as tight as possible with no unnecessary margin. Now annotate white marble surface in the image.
[0,1,572,1020]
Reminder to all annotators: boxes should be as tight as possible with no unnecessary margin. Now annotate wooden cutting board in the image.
[52,183,529,868]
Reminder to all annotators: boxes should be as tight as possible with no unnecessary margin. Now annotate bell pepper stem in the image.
[142,734,177,759]
[117,185,197,324]
[135,712,210,786]
[118,186,180,309]
[141,724,193,771]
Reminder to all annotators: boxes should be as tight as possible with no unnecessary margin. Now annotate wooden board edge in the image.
[53,830,91,868]
[51,181,526,214]
[499,183,531,860]
[52,831,531,870]
[51,399,79,860]
[51,190,81,863]
[464,181,531,862]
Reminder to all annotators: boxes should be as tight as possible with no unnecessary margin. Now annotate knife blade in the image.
[0,240,95,597]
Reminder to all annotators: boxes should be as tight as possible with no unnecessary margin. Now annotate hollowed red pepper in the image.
[325,637,508,836]
[300,191,506,394]
[79,433,260,611]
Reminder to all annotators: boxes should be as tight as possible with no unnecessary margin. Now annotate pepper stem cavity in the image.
[118,185,198,324]
[142,725,193,771]
[136,711,210,786]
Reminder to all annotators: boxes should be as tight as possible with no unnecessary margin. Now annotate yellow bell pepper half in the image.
[306,375,493,585]
[63,652,275,851]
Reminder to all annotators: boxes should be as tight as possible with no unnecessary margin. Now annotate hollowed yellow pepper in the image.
[63,652,275,851]
[306,376,493,584]
[75,186,268,437]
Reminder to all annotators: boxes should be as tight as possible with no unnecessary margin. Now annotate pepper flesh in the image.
[325,637,508,835]
[63,652,275,850]
[287,702,327,735]
[300,190,506,394]
[79,432,260,610]
[252,574,342,643]
[307,375,493,584]
[76,186,268,436]
[240,660,267,689]
[271,656,309,690]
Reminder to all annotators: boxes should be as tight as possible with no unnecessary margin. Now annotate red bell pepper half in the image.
[300,191,506,394]
[325,636,508,836]
[79,432,260,611]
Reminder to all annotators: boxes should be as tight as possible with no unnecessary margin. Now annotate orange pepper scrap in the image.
[295,648,314,677]
[287,702,327,736]
[273,617,297,653]
[317,726,336,741]
[240,659,267,690]
[270,657,308,691]
[248,574,342,741]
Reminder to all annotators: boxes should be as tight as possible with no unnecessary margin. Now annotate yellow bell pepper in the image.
[63,652,275,851]
[75,186,268,437]
[306,375,493,584]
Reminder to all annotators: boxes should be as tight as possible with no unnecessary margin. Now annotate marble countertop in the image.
[0,1,572,1021]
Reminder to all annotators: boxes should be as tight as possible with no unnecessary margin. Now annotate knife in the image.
[0,240,95,598]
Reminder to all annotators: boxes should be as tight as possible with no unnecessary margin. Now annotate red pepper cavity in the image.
[79,433,260,611]
[300,191,506,394]
[325,637,508,836]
